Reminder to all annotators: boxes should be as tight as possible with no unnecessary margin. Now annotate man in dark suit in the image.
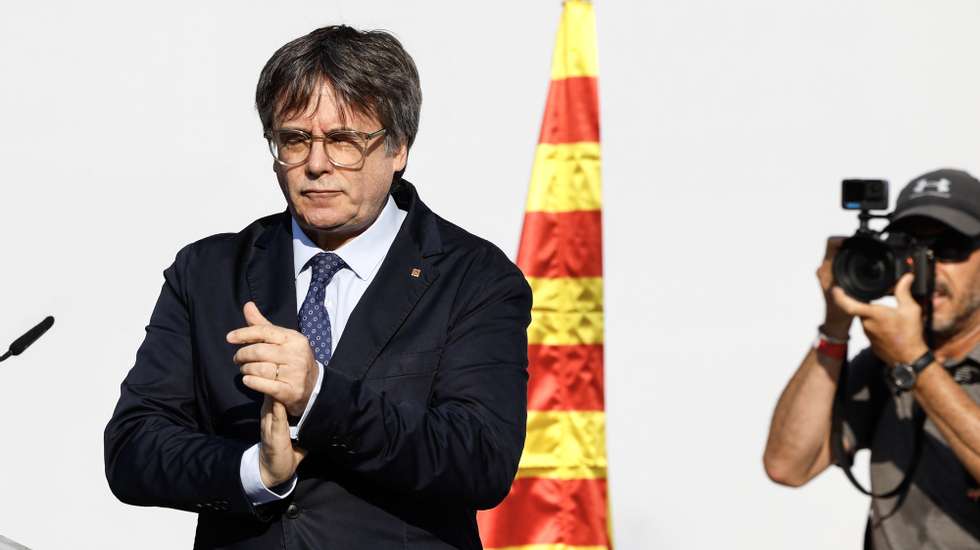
[104,25,531,550]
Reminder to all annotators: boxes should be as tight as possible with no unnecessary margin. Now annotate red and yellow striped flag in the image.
[479,2,611,549]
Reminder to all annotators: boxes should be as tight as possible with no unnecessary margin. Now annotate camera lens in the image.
[833,236,898,302]
[844,254,887,289]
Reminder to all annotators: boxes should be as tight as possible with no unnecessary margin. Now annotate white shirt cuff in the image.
[290,360,324,440]
[239,443,298,506]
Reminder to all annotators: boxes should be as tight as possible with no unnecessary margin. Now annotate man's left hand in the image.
[228,301,318,417]
[832,273,930,366]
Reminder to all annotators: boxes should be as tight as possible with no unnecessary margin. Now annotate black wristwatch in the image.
[891,350,936,392]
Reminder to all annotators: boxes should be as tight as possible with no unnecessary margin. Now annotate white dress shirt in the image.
[239,196,406,505]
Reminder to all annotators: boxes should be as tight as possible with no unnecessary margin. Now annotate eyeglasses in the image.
[264,128,386,169]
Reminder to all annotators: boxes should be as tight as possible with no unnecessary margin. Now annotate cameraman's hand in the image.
[832,273,929,367]
[817,236,854,339]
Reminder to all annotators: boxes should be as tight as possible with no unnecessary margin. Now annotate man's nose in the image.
[305,139,335,178]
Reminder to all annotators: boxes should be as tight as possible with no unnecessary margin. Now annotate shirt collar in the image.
[291,195,402,281]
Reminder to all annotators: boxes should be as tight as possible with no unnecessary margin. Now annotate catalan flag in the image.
[478,2,611,549]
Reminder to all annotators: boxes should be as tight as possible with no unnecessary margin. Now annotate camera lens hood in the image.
[833,234,905,302]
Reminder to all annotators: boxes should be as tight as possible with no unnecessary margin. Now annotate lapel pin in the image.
[410,268,422,278]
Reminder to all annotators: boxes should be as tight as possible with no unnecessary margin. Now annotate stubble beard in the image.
[931,285,980,341]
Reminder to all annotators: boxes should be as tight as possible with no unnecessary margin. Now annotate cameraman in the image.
[765,169,980,548]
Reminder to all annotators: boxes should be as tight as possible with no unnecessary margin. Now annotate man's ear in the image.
[393,144,408,172]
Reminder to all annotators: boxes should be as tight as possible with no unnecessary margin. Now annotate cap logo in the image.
[912,177,951,197]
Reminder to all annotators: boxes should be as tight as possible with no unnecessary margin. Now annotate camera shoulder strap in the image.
[831,358,925,499]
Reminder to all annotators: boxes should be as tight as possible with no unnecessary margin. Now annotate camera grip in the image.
[911,246,934,300]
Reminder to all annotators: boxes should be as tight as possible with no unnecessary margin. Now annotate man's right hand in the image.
[259,396,307,489]
[817,236,854,339]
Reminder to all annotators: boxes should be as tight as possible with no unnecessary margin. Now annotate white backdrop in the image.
[2,1,980,548]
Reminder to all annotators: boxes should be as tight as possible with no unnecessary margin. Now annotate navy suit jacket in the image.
[104,180,532,549]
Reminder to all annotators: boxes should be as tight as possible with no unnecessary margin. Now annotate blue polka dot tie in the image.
[299,252,346,366]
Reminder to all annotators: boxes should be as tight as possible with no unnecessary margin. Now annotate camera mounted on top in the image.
[833,169,980,303]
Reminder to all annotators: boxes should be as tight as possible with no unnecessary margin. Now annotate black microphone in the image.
[0,316,55,362]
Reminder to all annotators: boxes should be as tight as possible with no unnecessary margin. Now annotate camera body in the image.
[833,179,934,302]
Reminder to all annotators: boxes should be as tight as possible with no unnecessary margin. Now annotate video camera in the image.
[832,179,935,302]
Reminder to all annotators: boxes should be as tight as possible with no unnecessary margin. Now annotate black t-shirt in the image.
[838,347,980,549]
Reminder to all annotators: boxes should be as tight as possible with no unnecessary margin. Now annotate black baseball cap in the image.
[887,168,980,237]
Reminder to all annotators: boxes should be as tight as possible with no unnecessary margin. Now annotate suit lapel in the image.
[328,180,442,380]
[245,213,299,331]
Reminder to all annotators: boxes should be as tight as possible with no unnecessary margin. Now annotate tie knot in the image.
[307,252,346,283]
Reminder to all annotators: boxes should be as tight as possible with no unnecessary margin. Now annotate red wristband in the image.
[815,338,847,360]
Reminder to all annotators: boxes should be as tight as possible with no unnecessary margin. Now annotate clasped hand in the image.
[832,273,930,367]
[227,301,316,487]
[228,301,319,417]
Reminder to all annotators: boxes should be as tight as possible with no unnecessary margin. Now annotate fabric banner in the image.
[478,2,612,549]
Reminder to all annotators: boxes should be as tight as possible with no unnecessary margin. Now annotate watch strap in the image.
[910,350,935,374]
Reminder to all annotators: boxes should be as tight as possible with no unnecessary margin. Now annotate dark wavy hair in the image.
[255,25,422,154]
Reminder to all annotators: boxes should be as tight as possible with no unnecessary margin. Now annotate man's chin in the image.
[301,217,350,235]
[295,207,354,231]
[930,308,960,338]
[931,318,954,336]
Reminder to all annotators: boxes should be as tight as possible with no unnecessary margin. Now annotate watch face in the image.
[892,364,916,391]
